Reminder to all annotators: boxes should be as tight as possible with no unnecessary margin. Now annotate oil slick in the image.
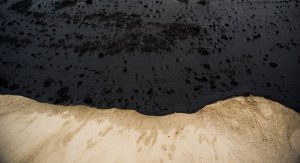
[1,0,300,115]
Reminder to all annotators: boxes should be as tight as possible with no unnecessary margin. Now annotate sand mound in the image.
[0,95,299,163]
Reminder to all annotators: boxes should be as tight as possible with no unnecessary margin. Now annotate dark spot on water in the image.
[269,62,278,68]
[203,64,210,70]
[0,77,9,88]
[84,96,93,105]
[54,87,70,104]
[54,0,78,10]
[9,0,32,13]
[86,0,92,5]
[178,0,189,5]
[43,78,54,88]
[197,47,210,55]
[197,0,208,5]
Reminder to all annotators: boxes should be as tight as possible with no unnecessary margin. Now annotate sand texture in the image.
[0,95,299,163]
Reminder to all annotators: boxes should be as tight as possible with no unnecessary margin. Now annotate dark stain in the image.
[0,0,300,115]
[9,0,32,13]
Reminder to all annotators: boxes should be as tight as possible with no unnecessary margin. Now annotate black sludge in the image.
[0,0,299,115]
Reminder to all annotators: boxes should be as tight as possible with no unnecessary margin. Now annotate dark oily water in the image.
[0,0,299,115]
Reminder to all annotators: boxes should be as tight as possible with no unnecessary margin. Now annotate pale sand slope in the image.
[0,95,299,163]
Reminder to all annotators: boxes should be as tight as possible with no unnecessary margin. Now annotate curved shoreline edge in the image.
[0,95,299,162]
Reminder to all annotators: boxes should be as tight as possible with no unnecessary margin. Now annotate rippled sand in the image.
[0,95,299,163]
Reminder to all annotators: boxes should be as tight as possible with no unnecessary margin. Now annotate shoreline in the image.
[0,95,299,162]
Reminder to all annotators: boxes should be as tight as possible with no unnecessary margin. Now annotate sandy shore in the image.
[0,95,299,163]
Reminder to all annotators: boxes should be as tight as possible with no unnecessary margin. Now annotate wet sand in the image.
[0,0,300,115]
[0,95,299,162]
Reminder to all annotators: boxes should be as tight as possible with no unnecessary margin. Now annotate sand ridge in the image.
[0,95,299,163]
